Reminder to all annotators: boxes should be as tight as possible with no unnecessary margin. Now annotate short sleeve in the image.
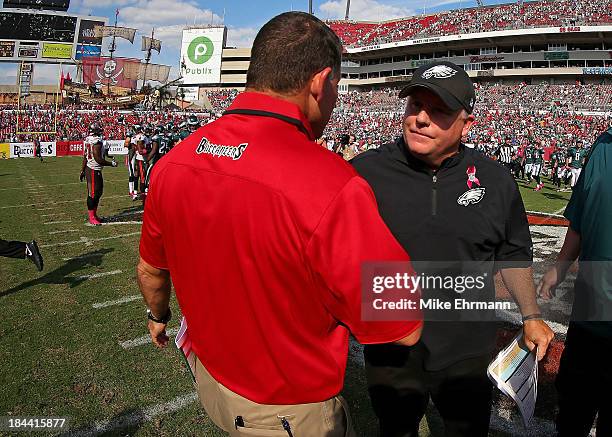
[306,177,422,344]
[564,175,585,234]
[495,180,533,267]
[139,168,168,270]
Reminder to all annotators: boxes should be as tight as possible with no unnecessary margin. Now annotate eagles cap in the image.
[399,61,476,114]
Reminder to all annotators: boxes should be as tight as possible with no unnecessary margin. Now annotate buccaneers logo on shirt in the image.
[458,165,485,206]
[196,137,248,160]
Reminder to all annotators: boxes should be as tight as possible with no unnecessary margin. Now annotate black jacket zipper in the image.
[431,171,438,216]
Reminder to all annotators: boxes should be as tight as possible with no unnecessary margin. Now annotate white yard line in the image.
[49,229,79,235]
[526,210,566,219]
[97,221,143,226]
[40,231,141,248]
[0,194,124,209]
[92,294,142,309]
[44,220,72,225]
[553,206,566,216]
[119,327,180,349]
[0,179,126,191]
[74,270,123,280]
[58,392,198,437]
[42,212,67,217]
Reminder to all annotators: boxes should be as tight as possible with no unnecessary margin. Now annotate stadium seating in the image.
[1,84,609,157]
[327,0,612,47]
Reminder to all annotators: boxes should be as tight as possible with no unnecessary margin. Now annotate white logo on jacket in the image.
[457,187,486,206]
[422,65,457,79]
[196,137,248,160]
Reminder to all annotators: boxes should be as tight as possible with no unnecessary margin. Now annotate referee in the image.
[496,136,513,170]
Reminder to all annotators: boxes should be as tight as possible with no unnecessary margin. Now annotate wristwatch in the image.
[147,307,172,324]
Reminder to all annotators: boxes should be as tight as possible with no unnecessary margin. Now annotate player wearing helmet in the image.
[125,127,137,199]
[144,126,165,195]
[80,123,117,225]
[132,125,151,200]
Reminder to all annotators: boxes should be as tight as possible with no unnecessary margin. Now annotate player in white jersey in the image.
[131,127,151,200]
[125,127,137,199]
[79,123,118,225]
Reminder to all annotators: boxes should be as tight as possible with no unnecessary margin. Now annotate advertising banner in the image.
[104,140,128,155]
[42,43,73,59]
[544,51,569,61]
[583,67,612,75]
[0,41,15,58]
[40,142,57,157]
[180,27,226,85]
[10,142,34,158]
[0,143,9,159]
[82,57,139,89]
[75,44,102,60]
[18,44,39,59]
[56,141,84,156]
[77,19,105,45]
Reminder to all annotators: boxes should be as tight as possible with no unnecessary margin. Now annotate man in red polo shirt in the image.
[137,12,421,436]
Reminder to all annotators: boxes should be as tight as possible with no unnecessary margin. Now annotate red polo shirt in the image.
[140,92,421,404]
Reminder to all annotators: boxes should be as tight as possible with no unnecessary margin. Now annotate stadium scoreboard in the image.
[0,8,106,64]
[2,0,69,12]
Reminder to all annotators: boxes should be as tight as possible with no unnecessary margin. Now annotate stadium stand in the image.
[327,0,612,47]
[1,84,609,157]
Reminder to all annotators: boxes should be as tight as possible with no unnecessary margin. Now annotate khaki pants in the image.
[194,356,356,437]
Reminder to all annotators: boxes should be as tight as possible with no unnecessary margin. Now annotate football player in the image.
[132,126,151,200]
[523,143,535,182]
[124,128,137,199]
[566,141,588,189]
[531,141,545,191]
[144,126,164,194]
[80,123,117,225]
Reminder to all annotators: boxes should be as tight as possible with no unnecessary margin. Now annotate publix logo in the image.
[187,36,214,64]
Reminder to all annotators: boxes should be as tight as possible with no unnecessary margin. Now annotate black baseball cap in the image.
[399,61,476,114]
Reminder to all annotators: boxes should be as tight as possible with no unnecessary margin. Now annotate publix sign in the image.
[181,28,226,85]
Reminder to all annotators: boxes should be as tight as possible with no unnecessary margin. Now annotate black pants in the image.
[85,168,104,211]
[556,322,612,437]
[0,239,26,259]
[365,343,492,437]
[134,159,148,194]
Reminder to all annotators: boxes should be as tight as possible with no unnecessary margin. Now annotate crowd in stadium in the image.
[321,83,611,158]
[0,108,210,142]
[1,83,610,166]
[205,89,239,114]
[328,0,612,47]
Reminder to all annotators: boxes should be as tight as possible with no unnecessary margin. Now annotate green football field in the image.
[0,157,570,436]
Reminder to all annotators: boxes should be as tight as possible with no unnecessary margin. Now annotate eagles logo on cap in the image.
[422,65,458,80]
[399,61,476,114]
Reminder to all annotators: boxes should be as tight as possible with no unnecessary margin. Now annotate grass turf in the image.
[0,157,568,436]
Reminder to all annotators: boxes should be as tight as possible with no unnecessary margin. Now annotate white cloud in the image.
[319,0,415,21]
[34,64,78,85]
[120,0,223,29]
[0,64,78,86]
[110,0,226,68]
[0,65,17,85]
[226,27,258,48]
